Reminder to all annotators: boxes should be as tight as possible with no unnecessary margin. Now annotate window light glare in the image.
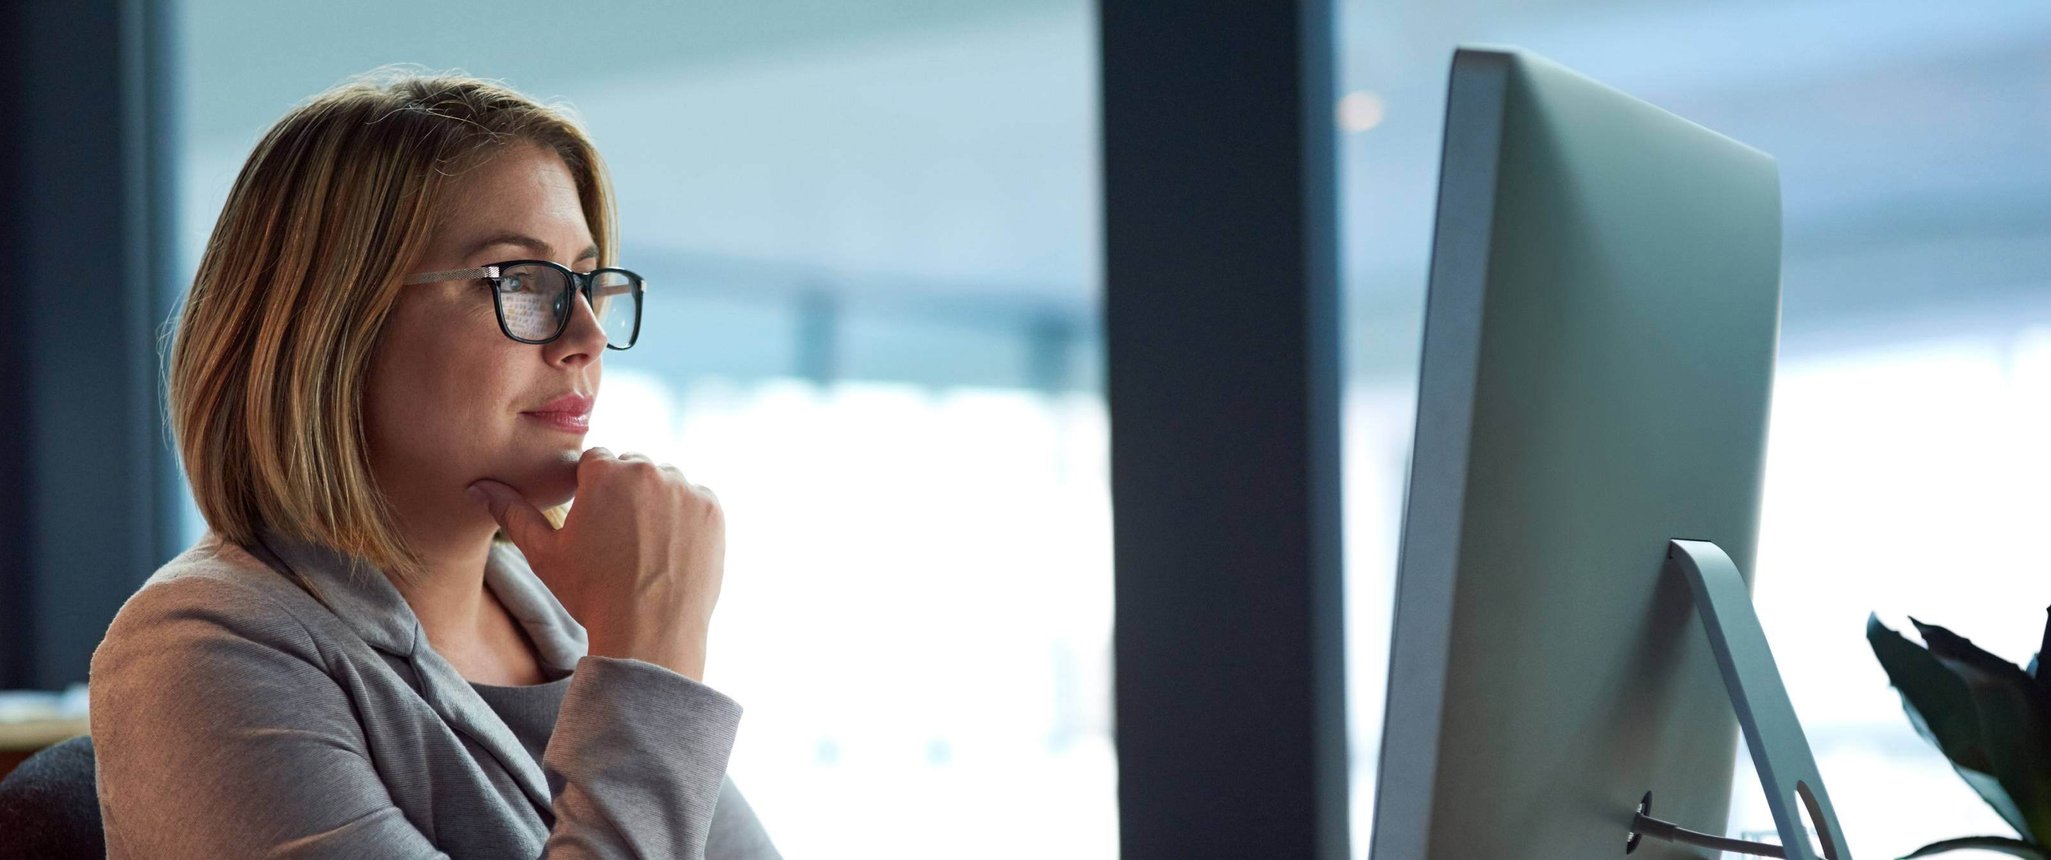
[1337,90,1386,133]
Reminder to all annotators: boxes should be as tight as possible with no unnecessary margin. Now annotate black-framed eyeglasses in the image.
[402,259,646,350]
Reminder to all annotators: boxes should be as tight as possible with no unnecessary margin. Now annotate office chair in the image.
[0,735,105,860]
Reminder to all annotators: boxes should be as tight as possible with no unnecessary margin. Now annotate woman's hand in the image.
[467,447,725,681]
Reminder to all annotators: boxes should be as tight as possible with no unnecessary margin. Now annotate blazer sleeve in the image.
[543,656,747,857]
[90,575,748,859]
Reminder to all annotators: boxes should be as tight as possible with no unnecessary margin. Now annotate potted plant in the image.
[1868,610,2051,858]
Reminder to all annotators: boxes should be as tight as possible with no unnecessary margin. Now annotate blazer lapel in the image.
[244,526,562,818]
[481,540,589,678]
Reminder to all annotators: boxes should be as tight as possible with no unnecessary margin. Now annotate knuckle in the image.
[692,485,724,519]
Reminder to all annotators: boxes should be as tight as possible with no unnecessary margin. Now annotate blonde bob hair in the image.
[169,67,611,585]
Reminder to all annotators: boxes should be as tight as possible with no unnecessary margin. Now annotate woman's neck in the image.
[393,519,547,685]
[368,470,548,685]
[378,480,503,648]
[394,527,498,639]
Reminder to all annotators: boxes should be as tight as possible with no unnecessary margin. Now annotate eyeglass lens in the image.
[591,270,638,347]
[494,263,638,348]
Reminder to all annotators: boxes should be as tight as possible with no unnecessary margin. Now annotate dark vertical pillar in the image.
[0,0,179,690]
[0,0,30,691]
[1100,2,1348,858]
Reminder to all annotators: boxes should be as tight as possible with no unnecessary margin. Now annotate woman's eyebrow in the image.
[464,231,600,262]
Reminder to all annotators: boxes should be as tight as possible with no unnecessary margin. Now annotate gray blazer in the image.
[88,527,778,858]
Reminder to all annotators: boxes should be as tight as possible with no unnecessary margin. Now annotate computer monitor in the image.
[1369,48,1845,858]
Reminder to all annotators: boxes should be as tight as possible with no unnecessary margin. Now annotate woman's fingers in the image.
[466,479,556,554]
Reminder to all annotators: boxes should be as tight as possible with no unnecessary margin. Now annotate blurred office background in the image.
[2,1,2045,857]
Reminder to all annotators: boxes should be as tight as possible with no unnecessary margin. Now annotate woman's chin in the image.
[487,451,582,509]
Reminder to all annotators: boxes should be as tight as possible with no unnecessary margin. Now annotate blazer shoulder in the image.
[97,534,333,668]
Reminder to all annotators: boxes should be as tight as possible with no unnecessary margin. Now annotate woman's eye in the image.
[495,276,529,293]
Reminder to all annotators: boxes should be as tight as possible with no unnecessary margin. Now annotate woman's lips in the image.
[520,393,594,434]
[520,410,591,433]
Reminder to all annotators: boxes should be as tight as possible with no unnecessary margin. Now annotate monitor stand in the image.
[1626,540,1851,860]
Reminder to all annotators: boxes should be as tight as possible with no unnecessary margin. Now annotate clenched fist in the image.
[467,447,725,681]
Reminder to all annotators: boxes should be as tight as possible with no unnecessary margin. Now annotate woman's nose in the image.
[546,287,608,363]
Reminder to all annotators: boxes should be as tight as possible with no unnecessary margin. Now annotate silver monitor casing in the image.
[1370,47,1785,858]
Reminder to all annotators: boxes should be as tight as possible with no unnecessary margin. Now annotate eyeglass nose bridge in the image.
[552,268,636,349]
[564,273,607,333]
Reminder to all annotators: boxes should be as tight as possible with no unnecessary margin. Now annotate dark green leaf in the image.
[1959,675,2051,844]
[1910,618,2051,844]
[1901,835,2049,859]
[2033,606,2051,693]
[1868,614,2033,838]
[1870,614,1994,771]
[1913,618,2043,696]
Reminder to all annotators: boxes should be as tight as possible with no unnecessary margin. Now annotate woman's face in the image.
[365,142,606,523]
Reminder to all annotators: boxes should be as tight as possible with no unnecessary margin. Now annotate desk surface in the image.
[0,718,90,751]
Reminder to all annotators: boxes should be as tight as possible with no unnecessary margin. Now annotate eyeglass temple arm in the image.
[401,265,500,286]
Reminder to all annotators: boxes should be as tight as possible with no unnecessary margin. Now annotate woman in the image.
[88,70,778,858]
